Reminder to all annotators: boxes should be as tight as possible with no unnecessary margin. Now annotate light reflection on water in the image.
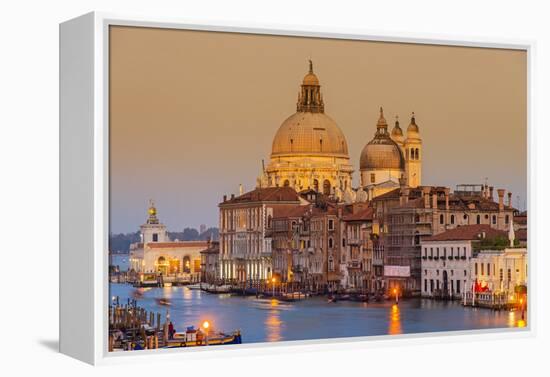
[388,304,402,335]
[110,284,525,344]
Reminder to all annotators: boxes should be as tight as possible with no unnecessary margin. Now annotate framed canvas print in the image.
[60,12,533,365]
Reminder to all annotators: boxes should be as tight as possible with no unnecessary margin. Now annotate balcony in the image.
[347,261,361,269]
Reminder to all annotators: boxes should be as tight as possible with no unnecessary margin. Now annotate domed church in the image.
[258,61,354,195]
[360,108,423,198]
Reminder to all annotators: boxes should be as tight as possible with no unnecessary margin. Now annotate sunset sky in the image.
[109,26,527,234]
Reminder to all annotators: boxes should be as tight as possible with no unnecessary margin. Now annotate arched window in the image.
[182,256,191,273]
[492,215,496,225]
[313,179,319,192]
[415,148,420,160]
[439,214,444,224]
[328,238,333,248]
[505,215,510,224]
[323,180,331,195]
[342,238,346,247]
[476,214,481,224]
[290,138,293,151]
[410,148,415,160]
[283,179,290,187]
[370,173,376,183]
[450,215,455,225]
[319,138,323,151]
[267,215,272,229]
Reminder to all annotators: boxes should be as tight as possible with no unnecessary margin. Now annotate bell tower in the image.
[404,112,422,188]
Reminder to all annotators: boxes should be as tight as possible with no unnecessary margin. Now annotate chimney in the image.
[239,184,244,196]
[489,186,494,201]
[400,187,410,206]
[507,192,512,207]
[444,188,450,210]
[223,195,227,202]
[497,189,505,211]
[231,194,235,200]
[423,187,431,209]
[431,192,438,209]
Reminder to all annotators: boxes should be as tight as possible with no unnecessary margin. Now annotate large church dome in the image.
[271,60,349,158]
[360,108,405,170]
[271,112,349,157]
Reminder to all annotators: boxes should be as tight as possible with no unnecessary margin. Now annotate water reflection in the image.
[265,299,282,342]
[110,284,524,344]
[388,304,402,335]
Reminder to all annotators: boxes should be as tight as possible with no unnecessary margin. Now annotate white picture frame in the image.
[59,11,535,365]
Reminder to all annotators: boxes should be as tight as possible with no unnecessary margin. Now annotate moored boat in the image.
[165,326,242,347]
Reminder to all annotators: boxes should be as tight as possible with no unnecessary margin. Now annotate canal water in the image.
[109,282,525,344]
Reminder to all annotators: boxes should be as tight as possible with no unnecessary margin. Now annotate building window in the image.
[476,214,481,224]
[450,215,455,224]
[313,179,319,192]
[415,148,420,160]
[457,280,461,294]
[424,279,427,292]
[328,219,334,230]
[475,263,478,275]
[507,268,511,281]
[283,179,290,187]
[499,268,503,281]
[487,263,491,276]
[328,238,333,248]
[152,233,158,242]
[492,215,496,224]
[505,215,510,224]
[440,214,444,224]
[481,263,484,275]
[342,238,346,247]
[370,173,375,183]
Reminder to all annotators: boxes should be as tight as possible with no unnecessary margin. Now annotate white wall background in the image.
[0,0,548,374]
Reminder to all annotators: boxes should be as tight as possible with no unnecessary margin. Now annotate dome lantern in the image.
[296,60,324,113]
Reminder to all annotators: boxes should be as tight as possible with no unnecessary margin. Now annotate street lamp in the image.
[272,277,276,297]
[202,321,210,345]
[393,288,399,305]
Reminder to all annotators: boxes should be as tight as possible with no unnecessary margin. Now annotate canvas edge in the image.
[59,10,536,366]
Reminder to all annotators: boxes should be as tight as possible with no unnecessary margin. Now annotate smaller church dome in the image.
[360,108,405,170]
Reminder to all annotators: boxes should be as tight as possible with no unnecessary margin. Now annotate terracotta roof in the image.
[423,225,507,242]
[221,186,300,205]
[146,241,209,249]
[342,207,374,221]
[514,215,527,225]
[273,204,311,219]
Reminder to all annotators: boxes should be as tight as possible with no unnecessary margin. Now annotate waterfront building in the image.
[218,186,306,283]
[372,183,516,296]
[129,202,208,282]
[420,224,507,299]
[340,204,378,291]
[200,241,220,284]
[258,61,354,195]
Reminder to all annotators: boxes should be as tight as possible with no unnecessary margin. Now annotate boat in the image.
[165,326,242,347]
[187,283,202,290]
